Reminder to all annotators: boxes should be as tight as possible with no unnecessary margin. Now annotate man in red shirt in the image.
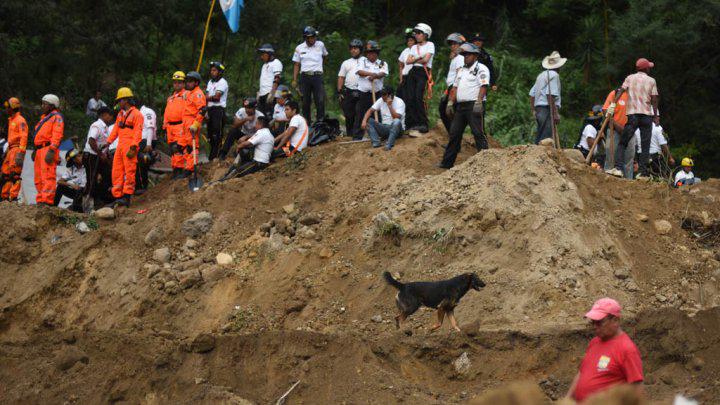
[565,298,644,403]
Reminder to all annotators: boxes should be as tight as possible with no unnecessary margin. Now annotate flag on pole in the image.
[219,0,244,33]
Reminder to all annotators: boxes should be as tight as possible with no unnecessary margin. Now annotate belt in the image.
[35,142,51,148]
[301,71,323,76]
[455,101,476,106]
[167,120,183,125]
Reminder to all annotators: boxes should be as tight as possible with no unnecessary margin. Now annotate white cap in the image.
[414,23,432,39]
[42,94,60,108]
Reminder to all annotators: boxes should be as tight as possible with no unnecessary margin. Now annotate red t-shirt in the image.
[573,332,644,402]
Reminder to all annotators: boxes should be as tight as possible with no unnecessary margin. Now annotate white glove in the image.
[607,103,616,116]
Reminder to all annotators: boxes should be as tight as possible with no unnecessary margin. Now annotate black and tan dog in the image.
[383,272,485,332]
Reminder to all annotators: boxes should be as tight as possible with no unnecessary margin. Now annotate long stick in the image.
[196,0,217,72]
[276,380,301,405]
[549,100,560,149]
[371,83,379,122]
[585,114,612,164]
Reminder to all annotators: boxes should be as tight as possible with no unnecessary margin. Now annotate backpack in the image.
[308,117,340,146]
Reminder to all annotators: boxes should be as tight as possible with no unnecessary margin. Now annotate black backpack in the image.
[308,117,340,146]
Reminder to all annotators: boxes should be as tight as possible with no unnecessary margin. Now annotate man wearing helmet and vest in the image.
[257,44,283,116]
[219,97,264,161]
[337,39,364,138]
[405,23,435,134]
[356,40,388,138]
[33,94,64,206]
[164,71,187,179]
[439,33,466,133]
[292,26,328,122]
[1,97,28,201]
[439,43,490,169]
[182,71,207,177]
[206,61,229,161]
[106,87,143,207]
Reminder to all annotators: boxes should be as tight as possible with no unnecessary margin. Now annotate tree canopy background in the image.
[1,0,718,175]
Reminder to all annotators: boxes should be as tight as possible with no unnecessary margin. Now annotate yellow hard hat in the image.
[172,71,186,81]
[3,97,21,109]
[681,157,694,167]
[116,87,134,100]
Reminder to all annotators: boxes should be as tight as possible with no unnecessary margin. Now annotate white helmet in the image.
[414,23,432,39]
[41,94,60,108]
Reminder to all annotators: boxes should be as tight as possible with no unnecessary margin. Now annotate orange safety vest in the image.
[8,112,28,151]
[33,110,64,149]
[183,87,206,125]
[163,89,186,128]
[107,106,143,146]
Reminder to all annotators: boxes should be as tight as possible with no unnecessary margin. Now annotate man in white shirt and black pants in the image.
[292,26,328,123]
[337,39,364,138]
[219,116,275,181]
[206,61,229,161]
[439,33,466,132]
[356,40,388,138]
[404,23,435,134]
[83,106,114,203]
[219,97,264,161]
[257,44,283,116]
[439,43,490,168]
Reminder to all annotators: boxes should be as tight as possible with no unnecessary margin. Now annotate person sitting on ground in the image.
[271,86,292,135]
[675,157,700,187]
[576,105,603,159]
[219,97,264,161]
[54,149,87,212]
[565,298,644,403]
[360,86,405,150]
[634,122,674,178]
[272,100,308,159]
[220,116,275,181]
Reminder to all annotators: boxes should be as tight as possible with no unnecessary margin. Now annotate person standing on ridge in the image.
[439,33,466,132]
[106,87,143,207]
[205,61,229,161]
[1,97,28,201]
[33,94,64,206]
[292,26,328,122]
[181,71,207,178]
[257,44,283,116]
[164,71,187,179]
[337,39,364,138]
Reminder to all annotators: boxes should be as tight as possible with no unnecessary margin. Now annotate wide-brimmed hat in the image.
[542,51,567,69]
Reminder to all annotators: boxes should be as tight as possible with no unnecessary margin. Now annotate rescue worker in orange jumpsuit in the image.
[106,87,143,206]
[1,98,28,201]
[164,71,187,179]
[33,94,64,206]
[181,71,207,178]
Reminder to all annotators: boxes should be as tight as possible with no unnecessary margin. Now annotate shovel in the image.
[82,154,100,213]
[188,137,203,191]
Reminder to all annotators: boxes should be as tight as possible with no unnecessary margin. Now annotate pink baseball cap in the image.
[636,58,654,70]
[585,298,622,320]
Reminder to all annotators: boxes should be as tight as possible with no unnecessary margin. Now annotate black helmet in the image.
[244,97,258,108]
[470,32,487,42]
[209,61,225,73]
[303,26,318,37]
[349,39,363,49]
[257,43,275,54]
[365,40,381,52]
[404,27,415,39]
[186,71,202,82]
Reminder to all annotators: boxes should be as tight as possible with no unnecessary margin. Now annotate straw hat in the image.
[542,51,567,69]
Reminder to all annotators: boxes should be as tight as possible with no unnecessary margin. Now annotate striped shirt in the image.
[622,72,658,116]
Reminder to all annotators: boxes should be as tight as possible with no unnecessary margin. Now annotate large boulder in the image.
[182,211,214,238]
[94,207,115,220]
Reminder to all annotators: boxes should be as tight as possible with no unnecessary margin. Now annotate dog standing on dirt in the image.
[383,272,485,332]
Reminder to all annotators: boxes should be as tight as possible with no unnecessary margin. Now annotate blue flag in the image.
[219,0,243,33]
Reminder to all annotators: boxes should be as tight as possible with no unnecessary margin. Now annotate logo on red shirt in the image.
[596,355,611,372]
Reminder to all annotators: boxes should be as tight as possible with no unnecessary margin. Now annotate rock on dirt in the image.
[614,267,630,280]
[319,247,333,258]
[298,213,321,226]
[539,138,555,147]
[200,266,227,283]
[54,346,89,371]
[216,252,233,265]
[182,211,214,238]
[94,207,115,220]
[178,269,202,289]
[371,315,382,323]
[190,333,216,353]
[470,381,546,405]
[184,238,199,249]
[283,203,296,214]
[144,227,164,246]
[75,222,90,234]
[454,352,471,374]
[153,247,171,264]
[635,213,649,222]
[653,220,673,235]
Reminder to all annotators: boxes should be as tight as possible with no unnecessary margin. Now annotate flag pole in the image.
[196,0,217,71]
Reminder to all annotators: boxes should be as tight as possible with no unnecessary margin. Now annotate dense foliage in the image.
[1,0,718,174]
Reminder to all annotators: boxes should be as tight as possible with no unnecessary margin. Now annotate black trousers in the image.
[438,91,451,133]
[219,127,245,160]
[300,73,325,122]
[134,140,150,190]
[257,94,275,117]
[405,66,429,130]
[54,184,83,212]
[355,91,374,139]
[83,152,112,204]
[441,102,487,167]
[617,114,653,175]
[341,88,361,138]
[207,106,225,161]
[397,75,409,101]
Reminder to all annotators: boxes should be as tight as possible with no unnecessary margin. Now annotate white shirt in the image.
[338,57,363,90]
[578,124,598,151]
[529,70,561,108]
[206,77,229,108]
[83,118,109,155]
[288,115,309,151]
[357,57,389,93]
[398,48,413,76]
[248,128,275,164]
[408,42,436,69]
[292,40,328,73]
[634,123,666,154]
[273,103,288,122]
[234,108,264,135]
[61,165,87,188]
[86,98,107,116]
[675,170,694,184]
[108,125,118,151]
[371,96,406,130]
[140,105,157,145]
[259,59,283,96]
[446,54,465,86]
[453,61,490,102]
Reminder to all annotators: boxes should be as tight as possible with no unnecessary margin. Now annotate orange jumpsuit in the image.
[181,86,206,172]
[1,112,28,200]
[164,89,186,170]
[107,106,143,198]
[33,110,64,204]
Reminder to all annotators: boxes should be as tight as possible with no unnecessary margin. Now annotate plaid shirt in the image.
[622,72,658,116]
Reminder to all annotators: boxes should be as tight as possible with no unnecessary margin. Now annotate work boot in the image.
[171,168,182,180]
[114,196,129,207]
[178,170,191,179]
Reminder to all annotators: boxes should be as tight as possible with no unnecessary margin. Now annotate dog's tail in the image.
[383,271,404,290]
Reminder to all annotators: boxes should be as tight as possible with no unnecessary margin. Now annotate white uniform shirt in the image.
[408,42,436,69]
[86,98,107,116]
[453,61,490,102]
[398,48,413,76]
[273,103,288,122]
[83,118,109,155]
[338,57,363,90]
[635,123,666,154]
[140,105,157,145]
[248,128,275,164]
[259,59,283,96]
[446,54,465,86]
[288,115,309,151]
[234,108,265,135]
[206,78,229,108]
[675,170,695,184]
[292,40,328,73]
[371,96,406,130]
[61,165,87,188]
[357,57,389,93]
[578,124,598,151]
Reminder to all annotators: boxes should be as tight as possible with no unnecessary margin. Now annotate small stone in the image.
[319,247,333,258]
[653,220,672,235]
[190,333,216,353]
[282,203,296,214]
[216,252,233,265]
[298,213,321,226]
[259,222,272,233]
[94,207,115,220]
[689,356,705,371]
[371,315,382,323]
[75,222,90,234]
[453,352,471,374]
[248,251,257,258]
[164,281,179,295]
[184,238,199,249]
[42,309,58,328]
[54,347,89,371]
[144,227,164,246]
[181,211,214,238]
[538,138,555,147]
[656,293,667,303]
[200,266,227,283]
[178,269,203,289]
[614,268,630,280]
[635,214,649,222]
[153,247,172,264]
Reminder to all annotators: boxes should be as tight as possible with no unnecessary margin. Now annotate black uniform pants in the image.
[405,66,429,131]
[441,102,488,168]
[438,90,452,133]
[257,94,274,117]
[54,184,83,212]
[300,73,325,122]
[355,91,374,139]
[219,127,246,160]
[135,140,150,190]
[341,88,361,138]
[207,106,225,161]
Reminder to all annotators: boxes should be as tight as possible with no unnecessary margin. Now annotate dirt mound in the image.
[2,127,720,403]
